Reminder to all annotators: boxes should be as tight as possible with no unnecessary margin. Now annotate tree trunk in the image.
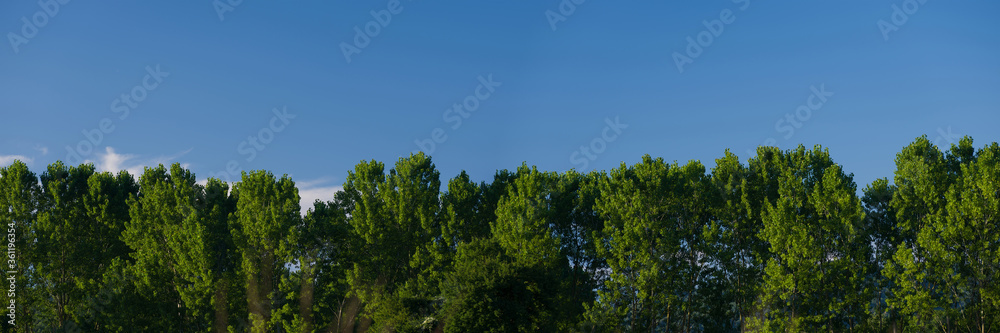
[299,261,315,333]
[338,295,363,333]
[214,280,229,333]
[258,250,275,332]
[248,273,263,333]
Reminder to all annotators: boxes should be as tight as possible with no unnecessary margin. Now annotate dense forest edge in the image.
[1,134,998,332]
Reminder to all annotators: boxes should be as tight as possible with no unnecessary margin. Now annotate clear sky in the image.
[2,1,998,207]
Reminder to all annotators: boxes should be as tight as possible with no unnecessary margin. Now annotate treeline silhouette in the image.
[1,135,998,332]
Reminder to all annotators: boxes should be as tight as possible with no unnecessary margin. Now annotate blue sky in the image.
[2,0,998,206]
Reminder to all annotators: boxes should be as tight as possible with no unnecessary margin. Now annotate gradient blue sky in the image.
[2,0,998,206]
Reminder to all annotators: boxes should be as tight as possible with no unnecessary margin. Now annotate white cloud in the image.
[0,155,33,166]
[296,176,342,215]
[296,176,336,189]
[0,144,47,167]
[90,147,192,178]
[93,147,137,175]
[34,145,48,156]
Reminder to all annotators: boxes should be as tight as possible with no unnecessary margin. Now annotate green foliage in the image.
[276,198,352,333]
[709,149,770,331]
[231,169,300,333]
[550,170,605,327]
[0,161,40,333]
[861,177,900,330]
[440,170,489,247]
[2,135,998,332]
[343,152,443,332]
[588,155,725,332]
[492,164,561,266]
[751,145,868,331]
[441,238,562,333]
[33,162,97,329]
[124,164,216,330]
[885,137,1000,331]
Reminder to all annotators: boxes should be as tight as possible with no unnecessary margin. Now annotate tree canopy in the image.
[2,138,999,332]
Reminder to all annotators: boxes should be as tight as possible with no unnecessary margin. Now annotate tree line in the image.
[1,135,998,332]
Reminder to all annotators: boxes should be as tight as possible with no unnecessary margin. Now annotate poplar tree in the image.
[2,135,996,331]
[445,164,567,331]
[343,153,442,331]
[33,162,96,329]
[75,169,138,331]
[124,164,233,331]
[710,149,767,331]
[492,164,560,267]
[277,198,352,333]
[588,156,676,331]
[860,177,900,330]
[0,161,39,333]
[751,145,868,331]
[231,170,300,333]
[885,137,1000,331]
[550,170,604,328]
[440,171,489,248]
